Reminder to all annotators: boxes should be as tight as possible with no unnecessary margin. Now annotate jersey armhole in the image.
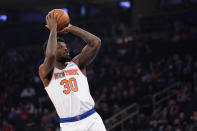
[71,61,87,78]
[45,67,55,88]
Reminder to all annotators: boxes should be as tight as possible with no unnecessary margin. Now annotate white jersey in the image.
[45,61,95,118]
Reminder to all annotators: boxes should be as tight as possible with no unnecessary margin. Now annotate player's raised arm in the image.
[64,25,101,67]
[39,11,58,86]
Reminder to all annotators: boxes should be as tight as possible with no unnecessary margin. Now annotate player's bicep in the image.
[39,56,55,79]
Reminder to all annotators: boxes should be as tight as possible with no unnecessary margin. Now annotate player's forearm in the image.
[46,28,57,57]
[70,25,101,47]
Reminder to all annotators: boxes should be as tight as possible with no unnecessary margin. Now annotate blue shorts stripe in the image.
[60,109,95,123]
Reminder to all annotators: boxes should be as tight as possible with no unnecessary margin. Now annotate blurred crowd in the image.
[1,4,197,130]
[93,37,197,131]
[0,31,197,131]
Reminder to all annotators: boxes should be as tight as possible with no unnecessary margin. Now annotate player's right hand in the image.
[45,10,58,31]
[58,24,72,33]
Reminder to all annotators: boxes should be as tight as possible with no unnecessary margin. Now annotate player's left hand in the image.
[45,10,59,31]
[58,24,72,33]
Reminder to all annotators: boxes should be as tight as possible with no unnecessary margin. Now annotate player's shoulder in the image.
[67,61,75,67]
[71,60,85,69]
[70,60,87,76]
[39,63,44,69]
[38,64,44,75]
[38,63,52,79]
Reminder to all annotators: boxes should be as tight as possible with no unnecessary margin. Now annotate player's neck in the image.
[55,61,69,70]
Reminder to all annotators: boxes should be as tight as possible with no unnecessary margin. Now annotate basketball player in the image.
[38,11,106,131]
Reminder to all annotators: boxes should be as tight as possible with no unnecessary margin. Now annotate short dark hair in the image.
[43,37,65,54]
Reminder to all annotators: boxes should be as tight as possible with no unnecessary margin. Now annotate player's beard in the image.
[57,56,71,63]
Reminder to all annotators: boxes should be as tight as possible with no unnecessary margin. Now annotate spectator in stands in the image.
[163,99,180,123]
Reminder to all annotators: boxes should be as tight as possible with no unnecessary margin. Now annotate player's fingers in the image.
[57,14,62,22]
[69,24,72,27]
[51,10,55,19]
[47,14,51,20]
[46,15,49,21]
[54,13,58,21]
[67,24,72,28]
[48,10,53,17]
[48,11,53,19]
[45,25,49,29]
[64,25,71,32]
[46,16,49,25]
[49,10,53,14]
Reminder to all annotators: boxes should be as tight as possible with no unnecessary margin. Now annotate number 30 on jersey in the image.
[60,78,78,94]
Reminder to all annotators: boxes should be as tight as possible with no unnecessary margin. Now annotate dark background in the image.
[0,0,197,131]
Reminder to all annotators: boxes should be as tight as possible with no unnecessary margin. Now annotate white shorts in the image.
[60,112,106,131]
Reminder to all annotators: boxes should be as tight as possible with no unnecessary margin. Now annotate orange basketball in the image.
[47,9,70,31]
